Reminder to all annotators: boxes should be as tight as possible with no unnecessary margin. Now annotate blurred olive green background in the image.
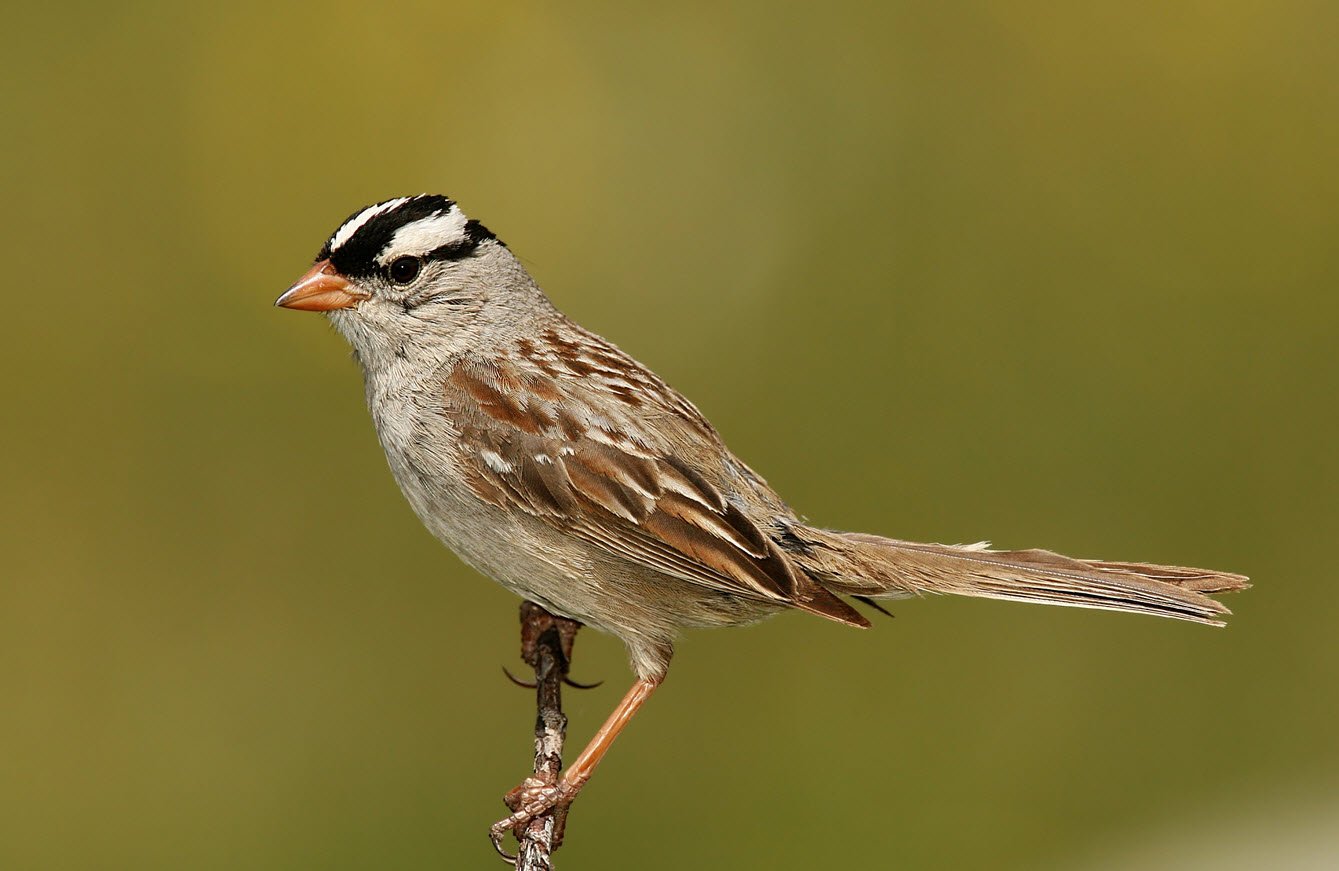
[3,2,1337,869]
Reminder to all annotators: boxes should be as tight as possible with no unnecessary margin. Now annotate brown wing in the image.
[442,348,867,627]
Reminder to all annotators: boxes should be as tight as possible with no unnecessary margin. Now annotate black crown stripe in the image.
[318,195,503,277]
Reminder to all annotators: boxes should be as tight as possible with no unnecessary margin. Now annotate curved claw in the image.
[490,780,573,860]
[489,827,519,865]
[501,666,537,689]
[503,665,601,691]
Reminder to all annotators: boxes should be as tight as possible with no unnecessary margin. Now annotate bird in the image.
[275,193,1248,850]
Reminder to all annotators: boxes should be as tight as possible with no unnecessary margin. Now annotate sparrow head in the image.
[277,194,551,364]
[276,194,506,314]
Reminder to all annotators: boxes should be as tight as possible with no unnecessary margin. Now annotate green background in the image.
[3,3,1336,868]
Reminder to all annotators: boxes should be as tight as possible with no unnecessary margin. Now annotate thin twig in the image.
[505,601,582,870]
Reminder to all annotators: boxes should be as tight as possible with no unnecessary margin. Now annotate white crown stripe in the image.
[327,197,412,254]
[379,206,469,263]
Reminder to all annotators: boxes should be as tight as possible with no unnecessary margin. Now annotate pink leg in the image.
[490,676,662,853]
[562,676,660,790]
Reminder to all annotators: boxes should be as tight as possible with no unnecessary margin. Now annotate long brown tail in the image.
[785,526,1249,626]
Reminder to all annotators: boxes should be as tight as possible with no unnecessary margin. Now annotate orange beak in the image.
[275,260,367,311]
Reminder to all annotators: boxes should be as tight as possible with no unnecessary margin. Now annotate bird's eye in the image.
[388,256,422,285]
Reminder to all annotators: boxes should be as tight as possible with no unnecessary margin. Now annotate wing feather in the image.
[443,355,800,604]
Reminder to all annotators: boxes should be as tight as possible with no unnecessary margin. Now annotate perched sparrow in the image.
[277,194,1248,846]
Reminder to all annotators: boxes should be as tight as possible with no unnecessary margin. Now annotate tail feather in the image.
[786,527,1249,627]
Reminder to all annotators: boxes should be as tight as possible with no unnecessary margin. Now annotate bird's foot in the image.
[501,665,603,691]
[489,776,579,862]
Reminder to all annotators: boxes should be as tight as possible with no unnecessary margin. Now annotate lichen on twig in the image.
[499,602,583,870]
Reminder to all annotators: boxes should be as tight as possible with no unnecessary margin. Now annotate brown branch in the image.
[504,601,582,870]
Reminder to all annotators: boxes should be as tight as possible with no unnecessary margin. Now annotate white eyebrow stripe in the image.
[378,207,469,263]
[328,197,411,253]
